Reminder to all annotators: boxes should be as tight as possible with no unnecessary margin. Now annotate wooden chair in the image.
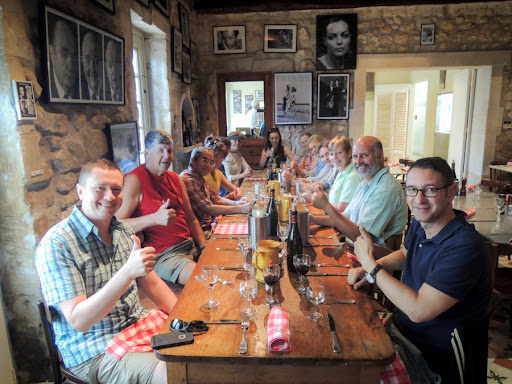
[490,160,508,182]
[480,178,512,194]
[37,300,90,384]
[398,158,413,166]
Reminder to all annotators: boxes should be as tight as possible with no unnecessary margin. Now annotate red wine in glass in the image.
[295,264,310,275]
[264,274,280,286]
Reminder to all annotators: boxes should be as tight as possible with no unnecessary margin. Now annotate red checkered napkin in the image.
[267,306,291,352]
[380,351,411,384]
[106,309,168,360]
[245,177,266,182]
[464,207,476,219]
[214,222,248,235]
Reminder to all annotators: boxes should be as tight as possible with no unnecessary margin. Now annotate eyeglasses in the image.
[199,157,216,166]
[170,318,209,335]
[404,184,452,198]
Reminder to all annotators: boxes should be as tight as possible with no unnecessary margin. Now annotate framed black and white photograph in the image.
[107,121,140,174]
[182,51,191,84]
[233,90,242,114]
[43,5,124,104]
[190,41,198,79]
[193,98,200,132]
[317,73,349,120]
[255,89,264,99]
[179,3,190,48]
[213,26,246,54]
[245,95,254,114]
[12,80,37,120]
[316,14,357,70]
[172,27,183,75]
[274,72,312,125]
[136,0,149,7]
[89,0,115,13]
[264,24,297,53]
[153,0,170,18]
[420,23,435,46]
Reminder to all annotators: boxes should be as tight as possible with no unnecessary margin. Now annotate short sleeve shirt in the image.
[180,168,218,229]
[35,206,147,368]
[344,167,407,245]
[328,163,362,205]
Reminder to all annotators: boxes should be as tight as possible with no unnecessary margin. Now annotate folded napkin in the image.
[267,306,291,352]
[214,222,248,235]
[401,166,410,172]
[389,161,400,167]
[507,162,512,166]
[245,177,266,182]
[464,207,476,219]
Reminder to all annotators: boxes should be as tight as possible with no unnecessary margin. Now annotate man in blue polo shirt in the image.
[348,157,491,383]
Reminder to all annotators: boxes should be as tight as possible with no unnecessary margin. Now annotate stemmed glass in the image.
[263,264,281,306]
[201,265,219,310]
[495,196,506,221]
[293,253,311,294]
[473,185,481,202]
[239,280,258,317]
[277,222,289,257]
[238,236,251,269]
[306,285,325,321]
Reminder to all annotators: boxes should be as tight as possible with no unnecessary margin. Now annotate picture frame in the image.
[245,95,254,114]
[42,4,125,104]
[182,50,192,84]
[171,27,183,75]
[317,73,350,120]
[420,23,435,46]
[136,0,149,7]
[233,90,242,114]
[88,0,115,14]
[12,80,37,120]
[153,0,170,18]
[213,26,246,54]
[274,72,313,125]
[106,121,140,174]
[179,3,190,48]
[264,24,297,53]
[255,90,264,99]
[193,98,200,132]
[190,41,198,80]
[316,14,357,70]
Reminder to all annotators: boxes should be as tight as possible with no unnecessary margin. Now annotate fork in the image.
[238,314,249,354]
[312,262,350,268]
[194,276,236,285]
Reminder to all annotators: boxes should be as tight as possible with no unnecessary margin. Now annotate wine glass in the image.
[277,222,289,257]
[238,236,251,269]
[239,280,258,317]
[473,185,481,202]
[495,196,506,221]
[306,285,325,321]
[201,265,219,310]
[263,264,281,306]
[293,253,311,294]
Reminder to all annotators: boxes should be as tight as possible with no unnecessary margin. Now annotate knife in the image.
[205,320,241,324]
[309,244,340,247]
[328,313,340,353]
[225,220,245,223]
[325,299,356,304]
[308,273,348,277]
[203,266,244,271]
[216,247,241,251]
[214,236,240,239]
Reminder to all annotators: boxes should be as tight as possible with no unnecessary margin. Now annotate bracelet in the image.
[233,200,236,206]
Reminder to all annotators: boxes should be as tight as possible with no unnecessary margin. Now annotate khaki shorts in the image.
[70,352,159,384]
[154,237,198,283]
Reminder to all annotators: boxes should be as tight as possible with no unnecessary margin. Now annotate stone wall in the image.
[194,1,512,159]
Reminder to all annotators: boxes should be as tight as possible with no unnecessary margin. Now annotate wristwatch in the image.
[365,264,383,284]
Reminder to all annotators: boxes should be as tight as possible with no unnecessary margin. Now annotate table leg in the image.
[167,362,187,384]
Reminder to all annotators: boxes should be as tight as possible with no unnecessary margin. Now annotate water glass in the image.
[238,236,251,268]
[277,222,289,257]
[473,185,481,202]
[495,196,506,221]
[239,280,258,317]
[201,265,219,310]
[307,285,325,321]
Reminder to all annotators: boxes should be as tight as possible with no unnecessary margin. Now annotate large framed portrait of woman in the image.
[316,14,357,71]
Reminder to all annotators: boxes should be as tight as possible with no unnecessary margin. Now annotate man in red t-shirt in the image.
[116,130,207,285]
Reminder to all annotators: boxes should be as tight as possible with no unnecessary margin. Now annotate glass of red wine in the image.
[293,253,311,294]
[263,263,280,306]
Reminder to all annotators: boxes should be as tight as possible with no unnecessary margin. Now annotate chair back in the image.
[385,234,402,251]
[37,300,90,384]
[480,178,512,194]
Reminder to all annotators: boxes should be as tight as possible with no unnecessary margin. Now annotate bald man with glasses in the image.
[180,147,250,233]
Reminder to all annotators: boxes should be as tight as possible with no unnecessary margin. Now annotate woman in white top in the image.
[222,132,253,185]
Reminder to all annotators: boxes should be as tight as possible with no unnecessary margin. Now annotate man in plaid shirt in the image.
[36,159,175,384]
[180,146,251,232]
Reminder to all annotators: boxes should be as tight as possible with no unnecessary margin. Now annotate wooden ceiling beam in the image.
[193,0,506,14]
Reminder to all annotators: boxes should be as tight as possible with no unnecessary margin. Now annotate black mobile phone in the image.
[151,332,194,350]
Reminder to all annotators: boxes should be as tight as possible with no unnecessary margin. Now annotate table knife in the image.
[216,247,241,251]
[204,266,244,271]
[214,236,240,239]
[328,313,340,353]
[308,273,348,277]
[205,320,241,324]
[225,220,245,223]
[309,244,340,247]
[325,299,356,304]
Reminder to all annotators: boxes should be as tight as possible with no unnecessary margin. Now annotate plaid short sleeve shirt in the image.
[35,206,147,368]
[180,167,218,229]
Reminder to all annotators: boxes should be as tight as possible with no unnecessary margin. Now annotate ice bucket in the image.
[248,213,270,250]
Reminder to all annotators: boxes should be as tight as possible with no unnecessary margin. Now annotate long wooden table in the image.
[155,212,395,384]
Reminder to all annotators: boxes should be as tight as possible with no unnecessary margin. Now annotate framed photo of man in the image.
[274,72,312,125]
[172,27,183,75]
[213,26,246,54]
[88,0,115,14]
[43,5,124,104]
[107,121,140,175]
[420,24,435,45]
[316,14,357,70]
[264,24,297,53]
[179,3,190,48]
[317,73,349,120]
[153,0,170,18]
[12,80,37,120]
[182,51,192,84]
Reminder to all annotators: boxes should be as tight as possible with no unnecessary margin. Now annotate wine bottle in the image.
[287,203,303,273]
[294,180,306,213]
[267,156,274,183]
[267,184,279,236]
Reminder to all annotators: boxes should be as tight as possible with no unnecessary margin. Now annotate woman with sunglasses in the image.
[204,137,244,201]
[258,127,295,169]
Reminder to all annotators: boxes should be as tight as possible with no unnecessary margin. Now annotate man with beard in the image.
[312,136,407,246]
[81,30,103,100]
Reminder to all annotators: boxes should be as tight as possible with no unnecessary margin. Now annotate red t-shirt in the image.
[129,165,190,254]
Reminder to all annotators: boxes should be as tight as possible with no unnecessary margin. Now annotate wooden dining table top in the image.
[155,208,395,369]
